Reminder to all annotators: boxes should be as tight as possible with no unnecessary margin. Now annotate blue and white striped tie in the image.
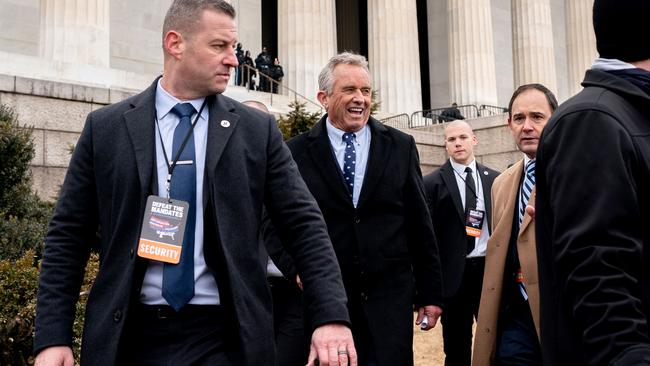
[519,159,535,225]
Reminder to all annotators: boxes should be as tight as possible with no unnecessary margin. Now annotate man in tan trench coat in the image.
[472,84,557,365]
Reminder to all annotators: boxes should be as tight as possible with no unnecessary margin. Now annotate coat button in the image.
[130,249,135,259]
[113,310,122,322]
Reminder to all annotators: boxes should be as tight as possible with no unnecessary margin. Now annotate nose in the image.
[225,47,239,67]
[522,117,535,131]
[351,89,364,102]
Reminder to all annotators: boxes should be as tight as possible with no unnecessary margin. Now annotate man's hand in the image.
[296,274,303,290]
[525,204,535,220]
[307,323,357,366]
[415,305,443,331]
[35,346,74,366]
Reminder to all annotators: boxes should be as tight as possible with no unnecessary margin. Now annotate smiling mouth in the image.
[348,107,364,116]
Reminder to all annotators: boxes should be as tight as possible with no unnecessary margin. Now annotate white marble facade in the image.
[0,0,596,113]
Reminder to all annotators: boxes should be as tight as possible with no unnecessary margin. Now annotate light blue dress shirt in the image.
[326,119,371,207]
[140,79,220,305]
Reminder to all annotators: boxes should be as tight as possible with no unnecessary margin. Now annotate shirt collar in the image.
[523,154,533,167]
[449,158,476,174]
[325,117,369,143]
[155,79,208,121]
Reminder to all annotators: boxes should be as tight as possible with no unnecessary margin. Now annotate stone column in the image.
[566,0,597,96]
[368,0,422,114]
[39,0,110,67]
[512,0,557,92]
[278,0,336,101]
[448,0,498,106]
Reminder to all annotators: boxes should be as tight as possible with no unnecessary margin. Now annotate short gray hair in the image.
[163,0,235,42]
[318,52,371,95]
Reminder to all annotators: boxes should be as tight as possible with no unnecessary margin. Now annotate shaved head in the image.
[444,120,474,139]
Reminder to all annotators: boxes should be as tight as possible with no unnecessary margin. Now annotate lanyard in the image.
[155,99,208,200]
[453,166,481,205]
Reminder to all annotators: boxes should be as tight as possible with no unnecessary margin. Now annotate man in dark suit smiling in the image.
[279,52,444,366]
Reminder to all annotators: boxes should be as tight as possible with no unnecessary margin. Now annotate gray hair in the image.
[318,52,371,95]
[163,0,236,42]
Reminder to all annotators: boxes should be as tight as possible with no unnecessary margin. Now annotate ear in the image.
[163,30,184,60]
[472,135,478,146]
[317,91,328,110]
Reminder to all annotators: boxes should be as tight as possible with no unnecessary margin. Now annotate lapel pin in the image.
[484,171,489,175]
[220,120,230,128]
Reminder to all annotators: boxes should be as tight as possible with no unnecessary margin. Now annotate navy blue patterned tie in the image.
[162,102,196,311]
[519,160,536,225]
[342,132,356,196]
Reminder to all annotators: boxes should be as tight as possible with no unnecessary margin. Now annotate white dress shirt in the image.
[449,158,489,258]
[140,79,220,305]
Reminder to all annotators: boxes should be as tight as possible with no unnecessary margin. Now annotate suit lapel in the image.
[357,118,390,208]
[307,117,353,206]
[477,163,494,232]
[204,94,240,204]
[123,79,158,196]
[440,160,465,223]
[519,187,535,234]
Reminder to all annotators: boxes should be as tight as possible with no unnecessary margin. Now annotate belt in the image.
[135,304,222,320]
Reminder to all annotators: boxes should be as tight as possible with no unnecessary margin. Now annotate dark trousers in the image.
[119,304,240,366]
[496,301,542,365]
[441,257,485,366]
[269,276,308,366]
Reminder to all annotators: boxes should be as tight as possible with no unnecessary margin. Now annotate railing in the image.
[235,64,323,113]
[380,113,410,129]
[478,104,509,116]
[411,103,508,128]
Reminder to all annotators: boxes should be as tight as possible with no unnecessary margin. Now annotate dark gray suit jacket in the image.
[424,160,498,300]
[34,79,349,365]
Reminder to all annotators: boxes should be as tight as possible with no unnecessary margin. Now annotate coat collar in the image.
[306,115,390,208]
[494,160,533,234]
[440,160,465,222]
[123,77,239,198]
[124,78,158,196]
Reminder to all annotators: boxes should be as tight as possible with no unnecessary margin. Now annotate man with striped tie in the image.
[472,83,557,366]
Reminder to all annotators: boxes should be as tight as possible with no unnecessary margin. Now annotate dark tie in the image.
[465,167,477,254]
[162,102,197,311]
[342,132,356,196]
[519,160,536,225]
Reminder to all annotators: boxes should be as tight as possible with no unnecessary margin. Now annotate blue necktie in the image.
[342,132,356,196]
[162,102,197,311]
[519,160,536,225]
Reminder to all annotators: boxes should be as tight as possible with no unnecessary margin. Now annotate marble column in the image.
[368,0,422,114]
[448,0,498,106]
[278,0,336,101]
[39,0,110,67]
[566,0,597,96]
[512,0,557,93]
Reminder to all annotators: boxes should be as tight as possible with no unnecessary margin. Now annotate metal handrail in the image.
[380,113,410,129]
[236,64,323,113]
[478,104,508,116]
